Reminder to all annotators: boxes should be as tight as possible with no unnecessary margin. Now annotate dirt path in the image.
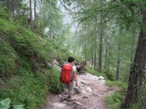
[44,73,118,109]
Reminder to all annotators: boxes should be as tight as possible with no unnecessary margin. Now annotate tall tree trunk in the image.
[91,49,94,69]
[29,0,32,24]
[107,51,110,71]
[115,38,121,80]
[98,16,103,72]
[98,0,104,72]
[84,44,87,60]
[34,0,37,29]
[94,51,96,69]
[91,42,94,69]
[104,41,108,70]
[121,15,146,108]
[115,56,120,80]
[94,19,97,69]
[130,33,136,63]
[12,0,16,17]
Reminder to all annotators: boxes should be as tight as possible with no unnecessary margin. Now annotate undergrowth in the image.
[105,81,127,109]
[105,80,144,109]
[86,66,114,80]
[0,16,69,109]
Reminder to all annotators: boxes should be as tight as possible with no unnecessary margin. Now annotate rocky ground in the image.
[44,72,118,109]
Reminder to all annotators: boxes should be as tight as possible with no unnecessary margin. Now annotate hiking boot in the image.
[59,93,67,102]
[67,96,73,102]
[63,93,68,98]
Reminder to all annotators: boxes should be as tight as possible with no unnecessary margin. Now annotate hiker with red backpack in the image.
[60,57,78,100]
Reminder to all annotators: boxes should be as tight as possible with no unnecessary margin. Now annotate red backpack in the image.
[61,63,73,84]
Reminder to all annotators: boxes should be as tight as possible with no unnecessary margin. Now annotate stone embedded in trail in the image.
[74,87,81,94]
[93,91,99,96]
[87,87,92,92]
[98,76,104,80]
[52,103,66,108]
[80,80,89,85]
[100,80,105,84]
[73,101,86,109]
[82,90,88,95]
[93,76,99,81]
[82,96,88,99]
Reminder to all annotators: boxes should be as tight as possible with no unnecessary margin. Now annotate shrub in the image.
[0,98,25,109]
[0,39,17,77]
[47,68,64,94]
[103,70,114,81]
[0,17,71,109]
[105,92,125,109]
[105,81,127,90]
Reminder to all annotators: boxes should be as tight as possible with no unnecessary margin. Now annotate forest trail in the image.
[44,71,119,109]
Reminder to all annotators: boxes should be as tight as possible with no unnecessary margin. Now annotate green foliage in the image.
[0,74,46,109]
[86,66,115,81]
[0,98,11,109]
[86,66,106,77]
[47,68,64,94]
[0,16,71,109]
[0,39,17,77]
[106,80,127,90]
[0,3,10,19]
[13,105,25,109]
[105,80,127,109]
[105,91,143,109]
[0,68,62,109]
[129,103,142,109]
[103,70,114,81]
[0,98,25,109]
[105,92,125,109]
[105,81,144,109]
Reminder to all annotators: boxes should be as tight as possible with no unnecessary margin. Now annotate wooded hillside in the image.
[0,0,146,109]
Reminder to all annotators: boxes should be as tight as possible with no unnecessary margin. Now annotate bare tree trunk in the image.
[98,16,103,72]
[34,0,37,29]
[115,57,120,80]
[98,0,104,72]
[115,42,121,80]
[121,16,146,108]
[84,44,87,60]
[107,55,110,71]
[12,0,16,17]
[29,0,32,24]
[90,48,93,69]
[115,54,120,80]
[104,41,108,70]
[130,33,135,63]
[94,50,96,69]
[93,19,97,70]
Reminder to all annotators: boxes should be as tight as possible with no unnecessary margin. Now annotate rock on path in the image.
[44,73,118,109]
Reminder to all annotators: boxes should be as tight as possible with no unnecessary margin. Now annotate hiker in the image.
[60,57,78,100]
[75,62,82,72]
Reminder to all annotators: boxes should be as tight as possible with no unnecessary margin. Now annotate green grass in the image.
[86,66,115,81]
[85,66,106,77]
[105,80,145,109]
[0,16,71,109]
[0,67,64,109]
[0,39,17,77]
[105,80,127,90]
[105,80,126,109]
[105,92,125,109]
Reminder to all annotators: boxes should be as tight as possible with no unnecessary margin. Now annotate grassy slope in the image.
[0,18,76,109]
